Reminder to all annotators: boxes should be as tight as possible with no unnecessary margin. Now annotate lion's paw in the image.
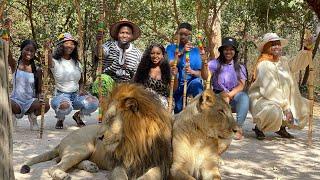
[78,160,99,173]
[48,168,71,180]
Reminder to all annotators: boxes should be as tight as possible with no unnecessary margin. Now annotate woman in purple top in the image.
[208,37,249,140]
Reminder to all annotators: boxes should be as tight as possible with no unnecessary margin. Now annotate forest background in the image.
[1,0,320,98]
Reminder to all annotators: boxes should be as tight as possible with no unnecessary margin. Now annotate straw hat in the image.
[109,18,141,41]
[256,33,288,52]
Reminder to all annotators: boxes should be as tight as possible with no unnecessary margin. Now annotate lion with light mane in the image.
[171,89,239,180]
[20,83,172,180]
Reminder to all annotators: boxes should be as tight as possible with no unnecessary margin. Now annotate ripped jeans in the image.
[51,90,99,120]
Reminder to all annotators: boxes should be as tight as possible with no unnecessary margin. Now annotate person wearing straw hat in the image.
[50,32,99,129]
[204,37,249,140]
[94,19,142,83]
[166,22,204,114]
[249,32,313,140]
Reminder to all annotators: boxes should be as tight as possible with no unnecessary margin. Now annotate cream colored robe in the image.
[249,50,312,132]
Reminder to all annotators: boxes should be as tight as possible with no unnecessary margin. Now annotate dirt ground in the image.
[12,103,320,180]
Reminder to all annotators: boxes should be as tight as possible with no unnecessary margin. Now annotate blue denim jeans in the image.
[51,90,99,120]
[174,77,204,113]
[230,91,249,127]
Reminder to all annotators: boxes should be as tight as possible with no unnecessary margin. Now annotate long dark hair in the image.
[216,47,242,80]
[15,40,39,95]
[134,44,171,85]
[52,42,79,66]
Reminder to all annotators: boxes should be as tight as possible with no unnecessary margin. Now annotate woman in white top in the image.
[9,40,50,130]
[49,33,99,129]
[249,33,313,140]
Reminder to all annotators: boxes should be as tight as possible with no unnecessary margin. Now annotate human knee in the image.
[82,96,99,113]
[59,101,71,110]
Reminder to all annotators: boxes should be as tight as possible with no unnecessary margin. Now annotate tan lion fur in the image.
[171,89,239,180]
[20,83,172,180]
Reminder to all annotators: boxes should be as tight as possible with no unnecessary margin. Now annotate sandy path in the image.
[13,103,320,179]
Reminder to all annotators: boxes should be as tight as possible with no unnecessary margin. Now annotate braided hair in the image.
[15,40,39,95]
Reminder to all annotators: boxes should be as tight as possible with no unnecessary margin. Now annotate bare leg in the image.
[11,100,21,114]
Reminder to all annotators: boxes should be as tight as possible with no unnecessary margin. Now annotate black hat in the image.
[218,37,238,52]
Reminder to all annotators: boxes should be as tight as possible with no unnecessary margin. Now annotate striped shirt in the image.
[102,40,141,82]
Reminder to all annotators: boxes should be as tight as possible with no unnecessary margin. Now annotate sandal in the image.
[253,125,265,140]
[275,126,294,139]
[73,112,86,127]
[55,120,64,129]
[234,128,244,140]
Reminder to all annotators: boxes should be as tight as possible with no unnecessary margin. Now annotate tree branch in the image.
[172,0,180,26]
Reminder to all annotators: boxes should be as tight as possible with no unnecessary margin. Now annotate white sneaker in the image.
[28,113,39,131]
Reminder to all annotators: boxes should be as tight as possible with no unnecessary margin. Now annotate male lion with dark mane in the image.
[20,83,172,180]
[171,89,239,180]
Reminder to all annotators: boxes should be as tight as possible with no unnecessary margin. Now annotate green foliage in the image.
[3,0,319,87]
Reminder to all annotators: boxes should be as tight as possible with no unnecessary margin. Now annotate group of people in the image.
[7,19,313,141]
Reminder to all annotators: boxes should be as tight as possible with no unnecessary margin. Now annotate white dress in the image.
[248,50,312,132]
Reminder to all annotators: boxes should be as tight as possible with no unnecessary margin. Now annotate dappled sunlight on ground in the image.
[13,103,320,179]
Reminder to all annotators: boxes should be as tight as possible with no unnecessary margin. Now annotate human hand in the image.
[170,64,178,76]
[303,30,313,50]
[220,92,231,104]
[79,89,88,96]
[184,42,193,52]
[185,66,194,75]
[44,40,53,50]
[96,31,104,41]
[284,109,293,124]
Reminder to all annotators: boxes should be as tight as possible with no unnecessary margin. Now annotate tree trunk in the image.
[0,40,15,180]
[208,10,222,59]
[26,0,37,43]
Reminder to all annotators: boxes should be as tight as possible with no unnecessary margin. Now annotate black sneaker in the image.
[253,125,265,140]
[275,126,294,139]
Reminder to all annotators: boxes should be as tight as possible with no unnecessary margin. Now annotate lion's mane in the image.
[104,83,172,179]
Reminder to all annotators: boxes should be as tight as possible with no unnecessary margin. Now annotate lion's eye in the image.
[218,109,225,116]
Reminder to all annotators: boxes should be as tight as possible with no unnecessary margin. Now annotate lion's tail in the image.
[20,146,59,174]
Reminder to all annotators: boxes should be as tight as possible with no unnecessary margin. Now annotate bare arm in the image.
[8,49,16,73]
[228,79,245,98]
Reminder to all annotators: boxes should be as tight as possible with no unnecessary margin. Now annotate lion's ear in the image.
[124,98,139,112]
[199,90,216,110]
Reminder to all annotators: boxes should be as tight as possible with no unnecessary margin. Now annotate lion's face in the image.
[101,83,172,176]
[195,89,239,139]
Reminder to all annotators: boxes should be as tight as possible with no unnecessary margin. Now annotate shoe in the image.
[253,125,265,140]
[55,119,64,129]
[275,126,294,139]
[73,111,86,127]
[28,113,39,131]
